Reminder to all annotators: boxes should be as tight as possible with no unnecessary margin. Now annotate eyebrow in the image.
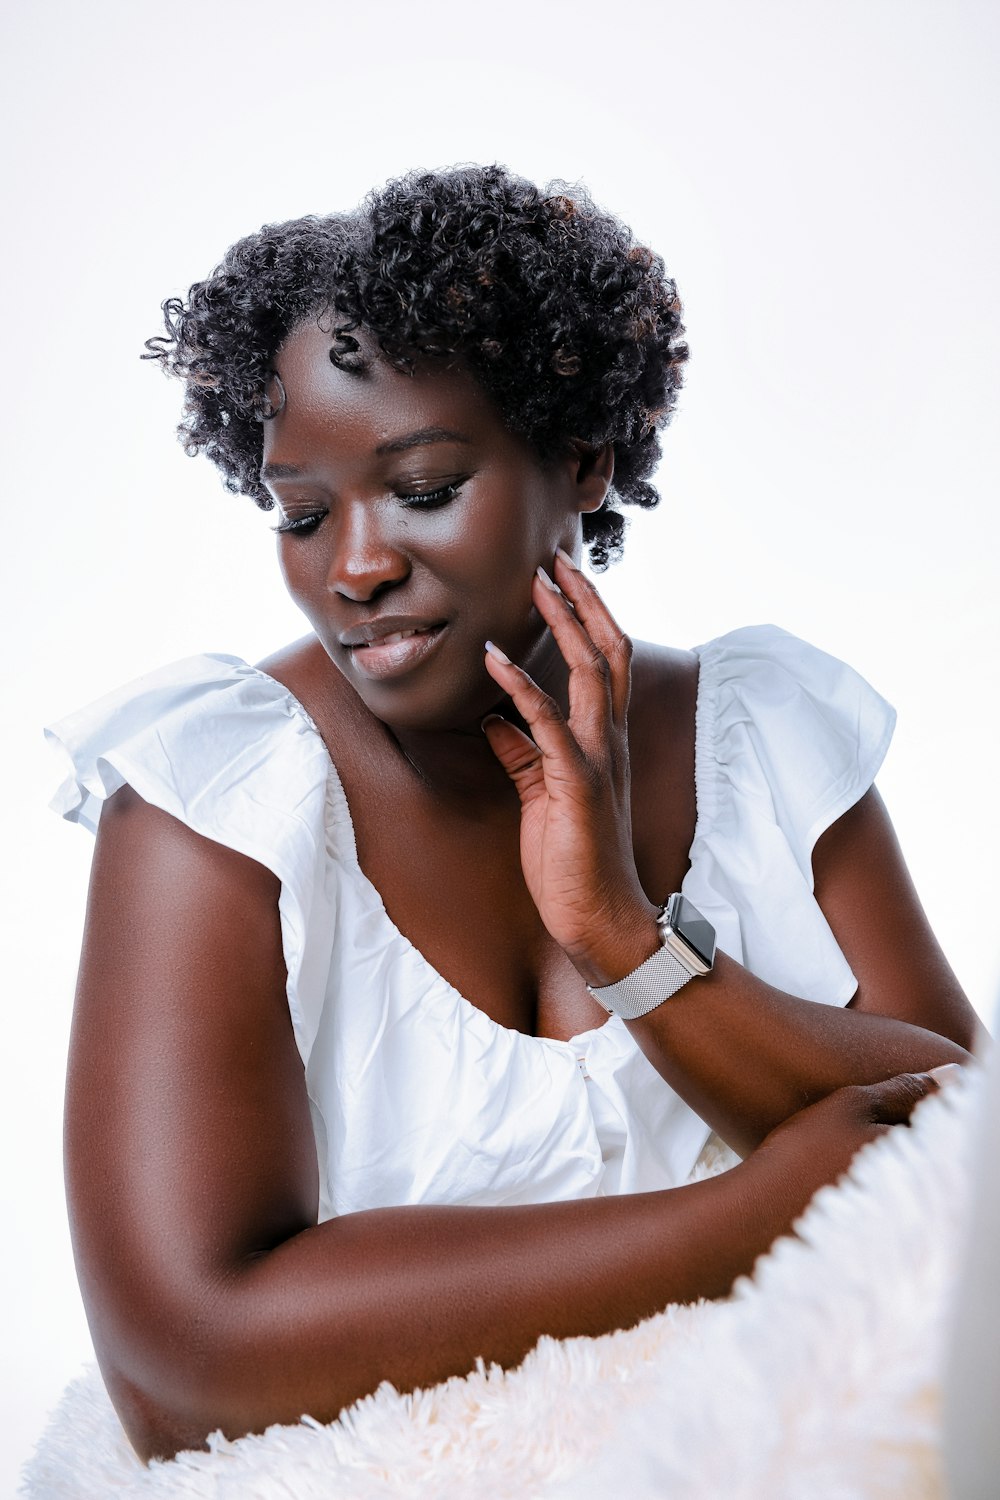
[376,427,473,456]
[260,428,472,484]
[259,462,304,480]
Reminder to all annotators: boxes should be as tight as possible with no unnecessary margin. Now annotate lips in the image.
[361,627,426,647]
[339,616,449,681]
[338,615,447,647]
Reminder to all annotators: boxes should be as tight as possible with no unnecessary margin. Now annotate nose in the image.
[326,500,410,603]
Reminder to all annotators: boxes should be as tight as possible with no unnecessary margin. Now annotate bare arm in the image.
[483,554,978,1158]
[67,786,924,1462]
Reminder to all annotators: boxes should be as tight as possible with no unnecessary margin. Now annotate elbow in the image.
[94,1308,240,1464]
[106,1370,217,1466]
[97,1255,365,1464]
[92,1275,280,1465]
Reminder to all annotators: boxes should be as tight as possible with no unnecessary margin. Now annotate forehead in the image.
[263,318,509,463]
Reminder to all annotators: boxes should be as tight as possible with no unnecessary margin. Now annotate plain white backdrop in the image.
[3,0,998,1489]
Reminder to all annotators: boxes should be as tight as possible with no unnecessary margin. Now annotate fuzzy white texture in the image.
[19,1075,987,1500]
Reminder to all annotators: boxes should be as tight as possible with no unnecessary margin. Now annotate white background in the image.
[2,0,998,1489]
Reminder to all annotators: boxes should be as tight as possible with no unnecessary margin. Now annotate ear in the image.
[567,440,614,514]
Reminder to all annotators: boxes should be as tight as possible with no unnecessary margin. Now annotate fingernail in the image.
[484,640,511,665]
[555,546,579,570]
[925,1063,965,1088]
[536,565,561,592]
[481,714,505,733]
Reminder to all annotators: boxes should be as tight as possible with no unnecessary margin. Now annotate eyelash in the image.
[401,480,463,511]
[271,481,464,536]
[271,513,323,536]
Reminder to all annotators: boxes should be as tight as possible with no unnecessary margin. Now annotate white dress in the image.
[46,624,895,1222]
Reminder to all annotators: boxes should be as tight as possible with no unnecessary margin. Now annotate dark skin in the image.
[65,319,980,1462]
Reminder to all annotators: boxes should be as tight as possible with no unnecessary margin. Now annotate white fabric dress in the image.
[46,624,895,1222]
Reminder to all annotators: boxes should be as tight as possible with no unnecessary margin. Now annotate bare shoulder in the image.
[629,637,700,688]
[95,779,282,907]
[626,641,701,894]
[628,639,700,747]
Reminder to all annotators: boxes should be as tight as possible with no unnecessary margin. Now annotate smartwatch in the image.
[587,893,716,1020]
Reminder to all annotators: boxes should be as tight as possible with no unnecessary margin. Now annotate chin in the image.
[354,671,501,736]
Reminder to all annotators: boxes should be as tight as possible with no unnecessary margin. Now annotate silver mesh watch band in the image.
[587,941,696,1019]
[587,893,715,1020]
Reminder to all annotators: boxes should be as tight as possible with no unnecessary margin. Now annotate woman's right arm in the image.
[66,785,936,1463]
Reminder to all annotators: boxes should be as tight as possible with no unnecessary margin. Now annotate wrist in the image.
[569,899,661,990]
[585,893,718,1020]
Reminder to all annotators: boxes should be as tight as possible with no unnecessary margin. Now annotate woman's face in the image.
[262,318,604,732]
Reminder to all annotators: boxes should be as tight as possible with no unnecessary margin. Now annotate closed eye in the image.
[271,481,463,534]
[271,512,325,536]
[398,481,463,510]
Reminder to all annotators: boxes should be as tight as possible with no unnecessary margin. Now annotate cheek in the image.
[443,481,562,579]
[276,541,324,609]
[276,542,299,596]
[435,531,535,616]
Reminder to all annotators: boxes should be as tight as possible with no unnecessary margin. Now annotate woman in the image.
[49,165,977,1464]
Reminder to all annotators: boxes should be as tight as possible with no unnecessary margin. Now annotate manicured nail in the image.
[555,546,579,570]
[926,1063,965,1088]
[536,564,561,592]
[484,640,511,665]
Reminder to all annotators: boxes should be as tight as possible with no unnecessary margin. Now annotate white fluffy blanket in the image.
[21,1079,980,1500]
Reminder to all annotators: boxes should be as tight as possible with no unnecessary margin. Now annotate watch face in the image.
[668,893,717,969]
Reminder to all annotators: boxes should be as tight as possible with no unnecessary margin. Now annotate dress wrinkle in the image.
[46,626,895,1219]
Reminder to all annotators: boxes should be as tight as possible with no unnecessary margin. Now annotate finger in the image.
[553,549,633,725]
[864,1071,939,1127]
[531,568,615,749]
[480,715,546,806]
[483,641,585,777]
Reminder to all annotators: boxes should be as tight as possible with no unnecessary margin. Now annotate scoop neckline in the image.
[227,651,711,1053]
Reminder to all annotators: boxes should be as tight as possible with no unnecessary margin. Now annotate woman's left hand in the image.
[482,548,660,988]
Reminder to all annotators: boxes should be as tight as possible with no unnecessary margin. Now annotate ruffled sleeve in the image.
[44,654,347,1067]
[684,624,896,1007]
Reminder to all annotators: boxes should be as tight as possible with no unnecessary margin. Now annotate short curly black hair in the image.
[144,164,689,567]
